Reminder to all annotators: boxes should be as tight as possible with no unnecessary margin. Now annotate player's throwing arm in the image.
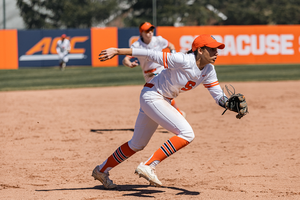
[99,48,132,61]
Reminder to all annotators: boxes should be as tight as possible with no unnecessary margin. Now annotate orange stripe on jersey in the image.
[203,81,219,88]
[163,52,168,68]
[144,68,157,73]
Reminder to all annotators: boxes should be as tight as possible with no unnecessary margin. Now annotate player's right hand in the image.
[99,48,117,61]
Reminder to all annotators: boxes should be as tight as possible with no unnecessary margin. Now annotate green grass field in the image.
[1,64,300,91]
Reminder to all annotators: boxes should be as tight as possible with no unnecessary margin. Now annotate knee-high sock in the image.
[144,136,190,166]
[99,142,136,173]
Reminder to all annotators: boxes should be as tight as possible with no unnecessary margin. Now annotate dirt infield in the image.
[1,81,300,200]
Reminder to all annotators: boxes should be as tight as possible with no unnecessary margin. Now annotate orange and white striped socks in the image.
[144,136,190,168]
[98,142,136,173]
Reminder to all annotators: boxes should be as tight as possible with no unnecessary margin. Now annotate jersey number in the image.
[181,81,196,91]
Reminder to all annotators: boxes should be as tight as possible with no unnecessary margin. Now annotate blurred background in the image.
[2,0,300,29]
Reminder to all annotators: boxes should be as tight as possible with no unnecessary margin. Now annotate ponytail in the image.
[186,49,193,54]
[186,49,198,56]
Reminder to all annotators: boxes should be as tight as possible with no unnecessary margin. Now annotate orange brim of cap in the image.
[206,42,225,49]
[140,23,155,33]
[192,34,225,51]
[192,41,225,51]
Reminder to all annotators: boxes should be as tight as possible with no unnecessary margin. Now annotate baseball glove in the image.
[222,85,248,119]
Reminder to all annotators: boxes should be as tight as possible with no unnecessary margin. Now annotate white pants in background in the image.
[58,52,69,63]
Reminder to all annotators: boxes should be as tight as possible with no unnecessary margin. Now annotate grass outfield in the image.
[1,64,300,91]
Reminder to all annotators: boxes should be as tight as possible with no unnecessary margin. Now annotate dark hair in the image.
[186,49,194,54]
[187,46,206,56]
[139,22,146,29]
[139,22,146,42]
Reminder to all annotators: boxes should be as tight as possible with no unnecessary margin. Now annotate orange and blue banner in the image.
[157,25,300,65]
[0,30,18,69]
[18,29,91,67]
[91,27,118,67]
[1,25,300,69]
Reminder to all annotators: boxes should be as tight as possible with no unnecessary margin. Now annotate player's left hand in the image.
[99,48,118,61]
[222,85,249,119]
[129,60,139,68]
[225,93,248,119]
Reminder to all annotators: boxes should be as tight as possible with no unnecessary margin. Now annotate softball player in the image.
[123,22,176,82]
[93,34,227,189]
[123,22,185,117]
[56,34,71,71]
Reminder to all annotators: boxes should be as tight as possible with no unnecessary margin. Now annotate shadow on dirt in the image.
[90,128,134,133]
[36,184,200,197]
[90,127,169,134]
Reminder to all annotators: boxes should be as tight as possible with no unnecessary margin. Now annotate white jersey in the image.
[131,36,169,82]
[56,39,71,54]
[132,49,225,105]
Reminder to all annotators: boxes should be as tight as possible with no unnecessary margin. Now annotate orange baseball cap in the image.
[139,22,155,33]
[192,34,225,51]
[61,34,66,38]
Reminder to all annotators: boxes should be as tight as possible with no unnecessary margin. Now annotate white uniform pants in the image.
[58,52,69,63]
[128,86,195,152]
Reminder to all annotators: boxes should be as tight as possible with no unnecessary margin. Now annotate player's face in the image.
[141,28,154,44]
[201,47,218,64]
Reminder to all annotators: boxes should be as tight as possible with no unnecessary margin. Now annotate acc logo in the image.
[19,36,89,61]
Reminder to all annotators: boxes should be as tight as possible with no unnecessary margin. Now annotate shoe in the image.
[135,162,162,187]
[92,166,117,189]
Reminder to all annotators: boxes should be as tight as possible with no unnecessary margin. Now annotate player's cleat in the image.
[135,162,162,187]
[92,166,117,189]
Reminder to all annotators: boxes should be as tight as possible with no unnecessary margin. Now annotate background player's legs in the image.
[58,52,64,70]
[61,55,69,70]
[61,62,66,69]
